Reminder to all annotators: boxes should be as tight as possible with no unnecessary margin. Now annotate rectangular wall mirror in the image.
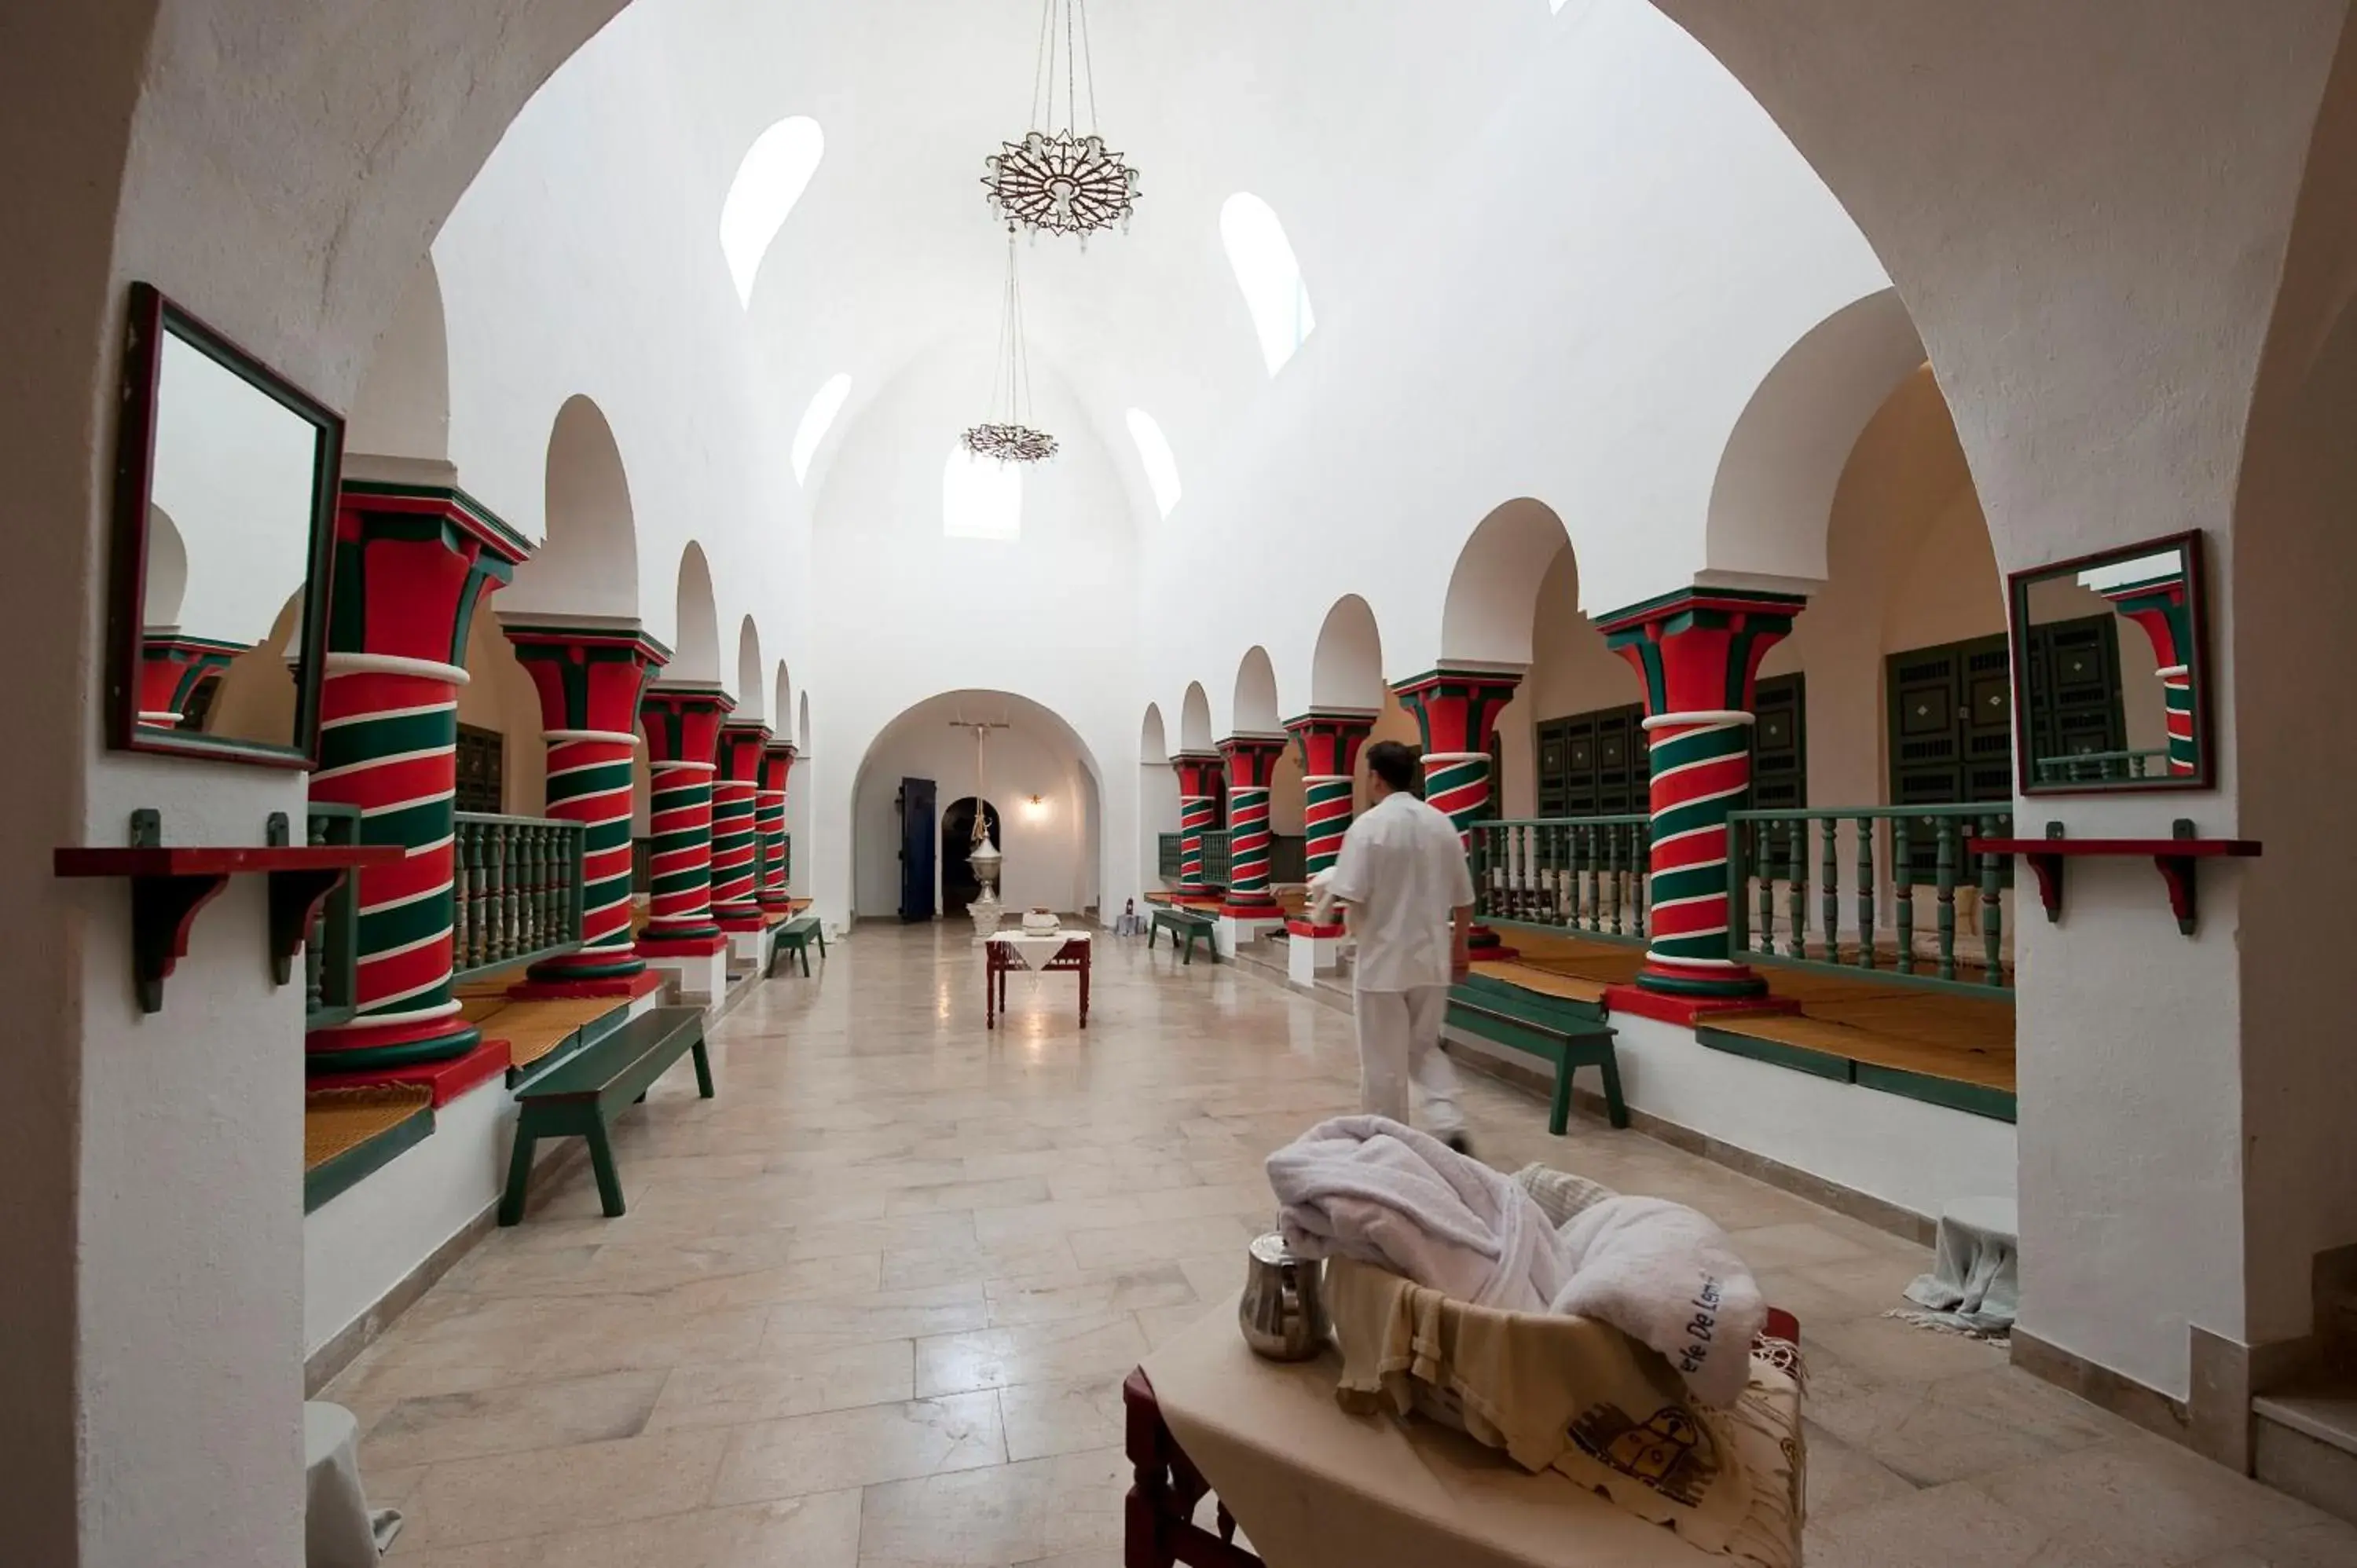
[108,283,343,766]
[2007,530,2209,793]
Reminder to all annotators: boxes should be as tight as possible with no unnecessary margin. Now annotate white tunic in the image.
[1325,790,1476,993]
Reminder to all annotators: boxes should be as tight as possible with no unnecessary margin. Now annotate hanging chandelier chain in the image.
[1028,0,1054,135]
[983,0,1138,242]
[1077,0,1099,134]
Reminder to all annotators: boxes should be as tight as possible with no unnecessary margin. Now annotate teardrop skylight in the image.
[1125,409,1182,518]
[1219,193,1316,375]
[790,373,852,484]
[720,117,824,309]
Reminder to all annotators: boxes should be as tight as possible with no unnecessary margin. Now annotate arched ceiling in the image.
[552,0,1583,506]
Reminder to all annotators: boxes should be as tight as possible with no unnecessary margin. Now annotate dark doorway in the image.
[898,777,938,921]
[940,797,1003,915]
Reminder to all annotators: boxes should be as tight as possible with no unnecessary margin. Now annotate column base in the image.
[759,896,797,921]
[714,903,768,933]
[1215,914,1285,958]
[640,947,730,1008]
[306,1009,484,1075]
[637,929,730,958]
[1605,958,1801,1027]
[508,966,666,1002]
[308,1038,512,1107]
[1216,894,1284,918]
[1466,924,1519,962]
[1286,921,1347,981]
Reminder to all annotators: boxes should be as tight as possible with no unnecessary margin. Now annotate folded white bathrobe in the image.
[1267,1116,1569,1310]
[1269,1119,1769,1407]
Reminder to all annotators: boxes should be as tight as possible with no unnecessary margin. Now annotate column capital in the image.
[136,632,243,726]
[715,719,773,783]
[640,683,735,767]
[331,481,530,669]
[504,620,669,736]
[1171,749,1224,799]
[1596,587,1805,718]
[1283,710,1376,780]
[1216,733,1288,789]
[1391,667,1523,754]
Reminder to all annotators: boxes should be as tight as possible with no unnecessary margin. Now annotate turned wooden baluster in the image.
[1855,815,1876,970]
[1979,813,2005,985]
[1935,818,1959,982]
[1755,821,1775,955]
[1894,816,1916,976]
[1785,816,1807,959]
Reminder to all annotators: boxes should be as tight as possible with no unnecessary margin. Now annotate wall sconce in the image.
[1021,793,1050,819]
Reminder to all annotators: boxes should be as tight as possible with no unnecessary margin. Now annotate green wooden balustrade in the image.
[1470,817,1652,942]
[451,813,588,981]
[1198,830,1234,889]
[1726,804,2014,993]
[304,802,364,1026]
[2031,748,2170,785]
[1157,833,1184,882]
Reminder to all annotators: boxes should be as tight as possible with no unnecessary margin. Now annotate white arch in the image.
[507,394,640,619]
[720,116,824,309]
[1705,287,1926,584]
[1439,499,1572,665]
[773,660,795,743]
[734,617,764,723]
[346,255,449,463]
[798,690,812,752]
[1140,702,1170,765]
[666,541,722,686]
[1178,682,1214,753]
[143,504,188,630]
[1219,193,1317,375]
[1309,594,1385,711]
[1232,646,1281,735]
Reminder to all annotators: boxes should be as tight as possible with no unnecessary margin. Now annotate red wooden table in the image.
[984,934,1091,1028]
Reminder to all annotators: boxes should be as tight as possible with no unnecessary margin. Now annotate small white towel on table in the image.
[989,930,1086,970]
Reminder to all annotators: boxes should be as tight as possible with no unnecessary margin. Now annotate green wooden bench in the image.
[1149,905,1219,964]
[498,1006,712,1225]
[1444,994,1626,1136]
[765,913,827,977]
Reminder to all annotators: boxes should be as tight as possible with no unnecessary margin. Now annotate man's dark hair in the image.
[1367,739,1420,794]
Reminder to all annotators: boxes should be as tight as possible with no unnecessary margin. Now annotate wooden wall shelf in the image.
[55,809,405,1013]
[1966,820,2260,936]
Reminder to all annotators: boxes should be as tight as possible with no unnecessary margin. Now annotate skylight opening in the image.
[720,117,824,309]
[1219,193,1316,375]
[1125,409,1182,518]
[943,448,1023,541]
[790,373,852,484]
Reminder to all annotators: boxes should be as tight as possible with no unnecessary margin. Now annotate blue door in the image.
[900,777,938,921]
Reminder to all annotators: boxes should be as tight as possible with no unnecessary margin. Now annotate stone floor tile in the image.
[855,1447,1129,1565]
[644,1339,915,1430]
[915,1312,1152,1397]
[983,1262,1197,1327]
[1974,1431,2334,1566]
[708,1393,1006,1505]
[998,1372,1131,1461]
[397,1427,731,1550]
[391,1490,863,1566]
[361,1368,668,1471]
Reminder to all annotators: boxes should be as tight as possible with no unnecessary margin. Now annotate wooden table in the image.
[984,932,1091,1028]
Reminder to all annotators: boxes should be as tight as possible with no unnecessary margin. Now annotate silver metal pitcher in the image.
[1239,1233,1329,1361]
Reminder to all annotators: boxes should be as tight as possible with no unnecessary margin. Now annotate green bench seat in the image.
[499,1005,712,1225]
[765,913,827,977]
[1149,906,1219,964]
[1444,994,1626,1136]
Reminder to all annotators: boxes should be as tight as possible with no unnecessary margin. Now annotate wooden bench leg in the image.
[498,1126,540,1226]
[1598,1048,1631,1130]
[814,926,827,957]
[690,1031,715,1098]
[584,1121,628,1217]
[799,941,812,977]
[1548,1050,1574,1137]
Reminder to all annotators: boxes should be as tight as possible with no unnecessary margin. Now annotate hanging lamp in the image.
[982,0,1140,245]
[962,232,1059,464]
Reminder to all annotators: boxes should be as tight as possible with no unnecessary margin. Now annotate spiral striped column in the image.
[1600,587,1804,1011]
[638,685,734,955]
[759,741,797,915]
[711,721,770,932]
[1285,713,1374,879]
[1171,752,1223,900]
[2092,556,2200,776]
[306,480,529,1089]
[1395,670,1523,957]
[504,621,670,995]
[1218,736,1286,917]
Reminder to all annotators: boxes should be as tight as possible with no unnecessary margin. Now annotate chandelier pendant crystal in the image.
[962,233,1058,465]
[982,0,1140,245]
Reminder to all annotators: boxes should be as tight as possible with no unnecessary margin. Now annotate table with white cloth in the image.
[304,1401,401,1566]
[1125,1297,1727,1568]
[984,929,1091,1028]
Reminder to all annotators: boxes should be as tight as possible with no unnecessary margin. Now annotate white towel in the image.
[1551,1195,1767,1409]
[1266,1116,1569,1310]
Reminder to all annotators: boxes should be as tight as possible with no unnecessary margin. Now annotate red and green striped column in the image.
[503,620,670,998]
[1394,668,1523,957]
[2091,557,2198,776]
[712,720,771,934]
[1171,751,1223,901]
[1217,735,1288,918]
[1599,587,1805,1021]
[306,481,530,1094]
[758,741,797,916]
[136,632,242,728]
[637,685,734,957]
[1284,711,1374,937]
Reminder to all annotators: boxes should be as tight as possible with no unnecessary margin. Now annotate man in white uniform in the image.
[1325,739,1478,1153]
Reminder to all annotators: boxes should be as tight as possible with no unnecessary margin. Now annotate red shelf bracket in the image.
[1966,819,2261,938]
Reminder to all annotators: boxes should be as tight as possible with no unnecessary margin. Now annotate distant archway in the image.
[940,797,1005,914]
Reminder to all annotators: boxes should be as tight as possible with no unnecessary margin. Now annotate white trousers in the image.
[1354,984,1464,1135]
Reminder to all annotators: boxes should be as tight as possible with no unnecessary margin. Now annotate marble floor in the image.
[335,922,2357,1567]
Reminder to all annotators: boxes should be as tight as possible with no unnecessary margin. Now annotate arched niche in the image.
[774,661,794,745]
[345,254,451,463]
[1232,646,1281,735]
[507,394,641,621]
[1309,593,1384,711]
[665,541,722,687]
[1178,682,1215,753]
[1140,702,1170,765]
[734,616,764,723]
[144,504,188,629]
[1439,498,1572,665]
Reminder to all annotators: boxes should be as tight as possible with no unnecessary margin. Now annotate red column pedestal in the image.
[758,742,797,917]
[1393,669,1523,961]
[503,620,671,999]
[305,482,531,1094]
[712,720,771,933]
[637,685,733,958]
[1216,735,1288,918]
[1283,711,1375,938]
[1598,587,1807,1025]
[1171,751,1222,903]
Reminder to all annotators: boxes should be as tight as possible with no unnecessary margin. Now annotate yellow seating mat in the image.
[304,1084,431,1171]
[456,991,634,1071]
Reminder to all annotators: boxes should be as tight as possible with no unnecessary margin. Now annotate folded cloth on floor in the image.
[1554,1196,1768,1410]
[1900,1196,2018,1335]
[1267,1115,1570,1310]
[1326,1257,1805,1568]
